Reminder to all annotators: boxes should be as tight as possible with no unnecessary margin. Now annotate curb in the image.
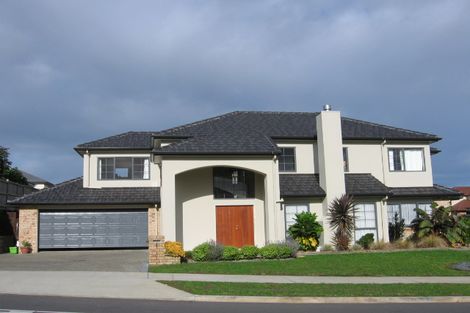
[191,295,470,304]
[2,292,470,304]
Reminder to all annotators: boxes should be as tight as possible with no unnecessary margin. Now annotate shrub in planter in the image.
[356,233,374,250]
[260,242,297,259]
[20,241,32,254]
[351,244,363,251]
[321,244,334,252]
[241,245,259,259]
[288,212,323,251]
[164,241,185,258]
[192,240,224,262]
[184,250,192,260]
[222,246,242,260]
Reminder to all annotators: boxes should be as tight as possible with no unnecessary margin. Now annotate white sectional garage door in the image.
[39,211,148,249]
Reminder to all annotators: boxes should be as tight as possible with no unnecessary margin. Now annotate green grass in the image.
[149,249,470,276]
[160,281,470,297]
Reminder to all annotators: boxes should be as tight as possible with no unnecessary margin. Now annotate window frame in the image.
[387,202,433,226]
[278,147,297,173]
[388,148,426,172]
[97,156,150,181]
[354,203,378,241]
[212,167,256,199]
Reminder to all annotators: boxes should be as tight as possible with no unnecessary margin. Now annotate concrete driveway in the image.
[0,249,148,272]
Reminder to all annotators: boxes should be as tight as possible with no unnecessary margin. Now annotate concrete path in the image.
[0,270,191,300]
[150,273,470,284]
[0,250,148,272]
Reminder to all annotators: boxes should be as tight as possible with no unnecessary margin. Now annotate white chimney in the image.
[316,106,346,245]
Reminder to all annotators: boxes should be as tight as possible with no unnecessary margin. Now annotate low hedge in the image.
[241,245,259,259]
[222,246,242,260]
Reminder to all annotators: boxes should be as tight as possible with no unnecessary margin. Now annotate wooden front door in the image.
[216,205,254,247]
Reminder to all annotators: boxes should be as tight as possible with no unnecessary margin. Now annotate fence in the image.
[0,178,36,249]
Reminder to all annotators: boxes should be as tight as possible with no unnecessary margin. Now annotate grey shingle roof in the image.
[279,173,390,198]
[345,173,390,196]
[76,111,440,154]
[279,174,326,198]
[389,185,461,200]
[8,178,160,206]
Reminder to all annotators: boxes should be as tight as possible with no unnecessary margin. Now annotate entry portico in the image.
[158,156,283,249]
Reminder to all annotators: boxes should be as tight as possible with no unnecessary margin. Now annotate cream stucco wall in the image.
[84,151,160,188]
[175,167,266,250]
[344,141,434,187]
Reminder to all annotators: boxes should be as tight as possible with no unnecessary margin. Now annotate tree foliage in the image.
[0,146,28,185]
[328,194,357,251]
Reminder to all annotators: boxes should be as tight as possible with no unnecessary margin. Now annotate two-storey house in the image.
[10,107,460,257]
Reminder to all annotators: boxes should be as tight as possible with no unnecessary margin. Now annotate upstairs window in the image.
[278,147,296,172]
[213,167,255,199]
[98,157,150,180]
[343,147,349,172]
[388,148,425,172]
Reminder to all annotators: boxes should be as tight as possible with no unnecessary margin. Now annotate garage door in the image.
[39,211,148,249]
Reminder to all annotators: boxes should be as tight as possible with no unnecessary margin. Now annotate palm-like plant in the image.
[411,204,466,245]
[328,194,357,251]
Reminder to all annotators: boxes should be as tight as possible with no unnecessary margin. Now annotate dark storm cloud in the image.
[0,0,469,185]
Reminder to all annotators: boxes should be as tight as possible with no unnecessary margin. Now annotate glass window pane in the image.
[404,149,424,171]
[115,157,132,179]
[279,147,296,172]
[400,203,417,225]
[213,167,254,199]
[388,204,400,222]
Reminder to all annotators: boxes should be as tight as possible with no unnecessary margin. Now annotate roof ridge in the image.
[342,116,439,139]
[155,111,242,135]
[8,177,82,204]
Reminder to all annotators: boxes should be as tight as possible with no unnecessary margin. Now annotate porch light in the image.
[231,170,238,185]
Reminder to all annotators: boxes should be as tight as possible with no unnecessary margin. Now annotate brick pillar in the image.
[18,208,38,253]
[148,235,180,265]
[148,207,159,238]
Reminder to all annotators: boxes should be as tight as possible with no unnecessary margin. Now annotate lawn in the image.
[160,281,470,297]
[149,249,470,276]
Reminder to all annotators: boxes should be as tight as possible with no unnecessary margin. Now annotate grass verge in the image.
[149,249,470,276]
[159,281,470,297]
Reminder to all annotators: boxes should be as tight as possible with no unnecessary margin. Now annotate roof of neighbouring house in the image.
[280,173,390,198]
[388,185,462,200]
[75,111,440,155]
[20,170,54,187]
[453,187,470,196]
[8,178,160,206]
[453,200,470,213]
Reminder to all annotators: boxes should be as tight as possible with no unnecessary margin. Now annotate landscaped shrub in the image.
[328,194,357,251]
[370,240,392,250]
[241,245,259,259]
[415,234,448,248]
[184,250,192,259]
[389,212,405,242]
[392,239,415,250]
[222,246,242,260]
[356,233,374,250]
[164,241,185,258]
[462,217,470,246]
[411,204,467,245]
[191,240,224,262]
[288,212,323,251]
[260,242,297,259]
[321,244,334,252]
[351,244,363,251]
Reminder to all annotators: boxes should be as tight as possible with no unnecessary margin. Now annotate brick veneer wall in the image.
[18,208,38,253]
[147,208,179,265]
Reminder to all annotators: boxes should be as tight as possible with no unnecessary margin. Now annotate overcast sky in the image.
[0,0,468,186]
